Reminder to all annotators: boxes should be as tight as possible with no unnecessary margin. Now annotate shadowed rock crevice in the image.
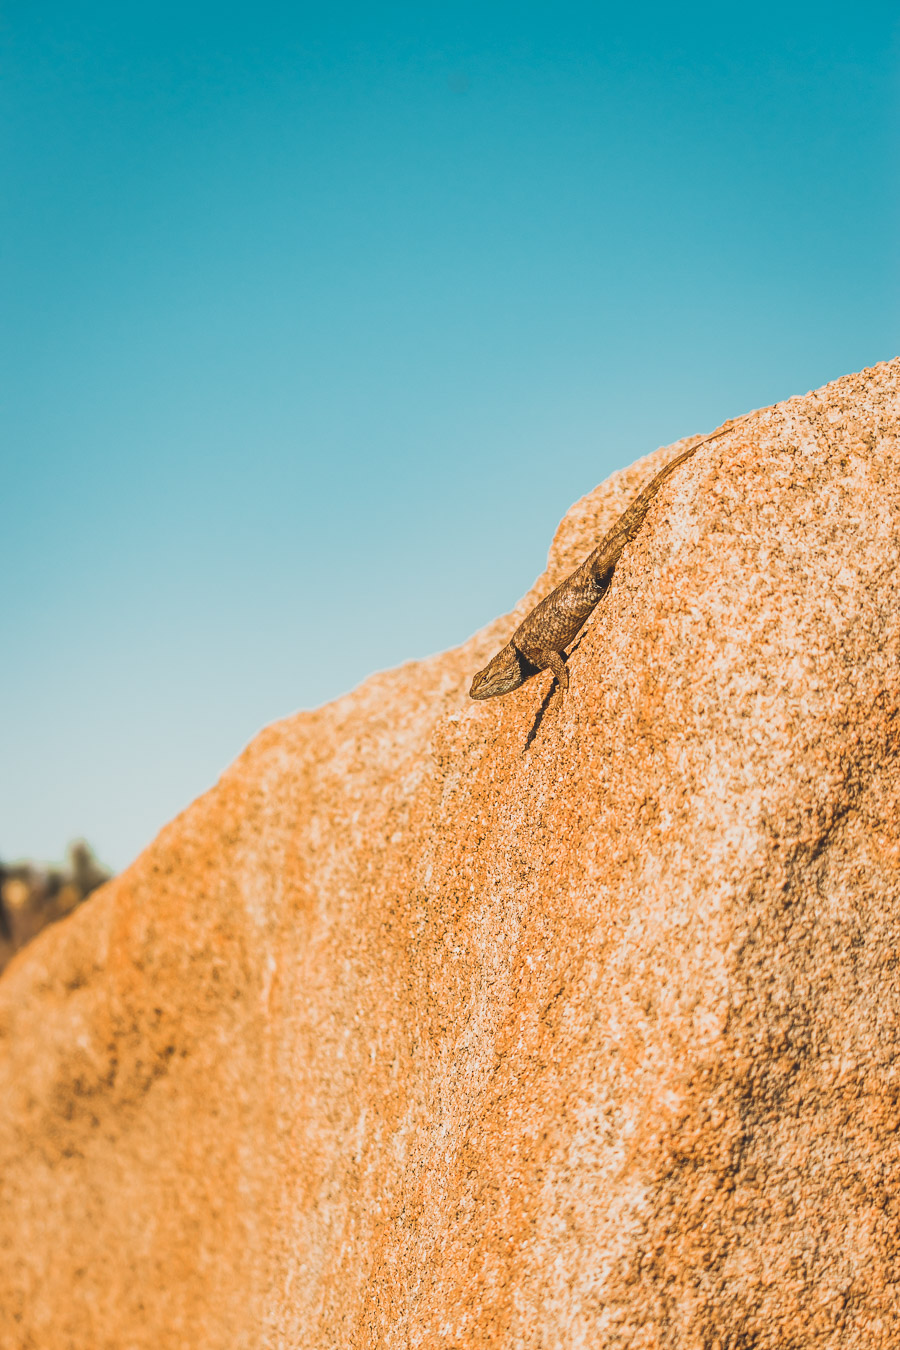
[1,359,899,1348]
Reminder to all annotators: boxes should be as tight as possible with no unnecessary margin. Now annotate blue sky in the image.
[2,2,898,871]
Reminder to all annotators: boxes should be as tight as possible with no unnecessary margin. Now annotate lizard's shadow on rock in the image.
[522,680,560,754]
[521,627,593,753]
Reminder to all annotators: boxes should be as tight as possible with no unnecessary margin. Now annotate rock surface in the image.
[2,360,900,1348]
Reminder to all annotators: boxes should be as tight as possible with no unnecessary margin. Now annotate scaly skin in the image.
[469,420,736,703]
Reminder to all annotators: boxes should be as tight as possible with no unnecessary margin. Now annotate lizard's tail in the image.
[586,417,738,583]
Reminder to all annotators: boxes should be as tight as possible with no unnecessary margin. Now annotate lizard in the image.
[468,418,738,706]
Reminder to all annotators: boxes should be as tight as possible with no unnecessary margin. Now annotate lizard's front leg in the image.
[544,649,568,691]
[522,646,568,701]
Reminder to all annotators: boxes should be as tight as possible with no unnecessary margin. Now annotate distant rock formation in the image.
[0,841,110,973]
[1,360,899,1348]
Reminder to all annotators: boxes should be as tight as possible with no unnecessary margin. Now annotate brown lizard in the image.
[469,419,737,705]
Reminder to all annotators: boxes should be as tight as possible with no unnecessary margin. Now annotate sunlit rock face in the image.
[1,360,899,1349]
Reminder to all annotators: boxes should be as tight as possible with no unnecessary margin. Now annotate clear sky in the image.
[2,2,898,871]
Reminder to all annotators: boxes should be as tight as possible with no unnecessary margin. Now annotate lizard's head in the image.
[469,642,531,700]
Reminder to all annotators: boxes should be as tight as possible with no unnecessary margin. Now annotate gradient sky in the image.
[2,2,898,871]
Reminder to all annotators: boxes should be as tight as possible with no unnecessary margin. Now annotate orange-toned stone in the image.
[2,360,900,1348]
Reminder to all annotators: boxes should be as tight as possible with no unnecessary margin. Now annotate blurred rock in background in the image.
[0,842,111,973]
